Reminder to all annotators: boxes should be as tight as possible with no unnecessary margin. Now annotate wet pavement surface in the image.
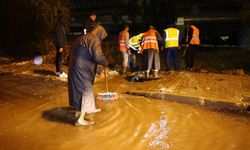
[0,74,250,150]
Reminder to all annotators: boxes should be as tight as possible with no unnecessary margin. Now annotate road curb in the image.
[127,91,250,112]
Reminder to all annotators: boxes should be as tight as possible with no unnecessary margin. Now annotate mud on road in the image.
[1,57,250,150]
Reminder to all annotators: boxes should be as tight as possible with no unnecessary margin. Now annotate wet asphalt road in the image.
[0,74,250,150]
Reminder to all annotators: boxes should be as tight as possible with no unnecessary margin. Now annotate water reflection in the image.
[142,113,171,149]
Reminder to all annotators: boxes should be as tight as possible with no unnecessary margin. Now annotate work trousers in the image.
[143,48,160,71]
[128,51,136,71]
[121,51,129,68]
[122,50,136,72]
[185,44,199,69]
[165,47,180,71]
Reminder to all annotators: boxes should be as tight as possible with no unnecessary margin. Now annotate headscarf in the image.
[89,24,107,41]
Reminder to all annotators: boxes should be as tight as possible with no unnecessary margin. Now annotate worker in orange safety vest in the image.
[141,25,162,78]
[185,23,200,71]
[119,24,130,74]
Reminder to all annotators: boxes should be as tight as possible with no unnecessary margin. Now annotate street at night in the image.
[0,0,250,150]
[0,58,250,149]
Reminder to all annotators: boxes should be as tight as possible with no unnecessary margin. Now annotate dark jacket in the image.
[68,25,108,111]
[55,21,67,48]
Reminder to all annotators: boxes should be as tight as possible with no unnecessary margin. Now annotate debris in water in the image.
[159,88,174,93]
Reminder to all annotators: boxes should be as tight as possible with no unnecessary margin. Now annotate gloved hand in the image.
[138,47,141,54]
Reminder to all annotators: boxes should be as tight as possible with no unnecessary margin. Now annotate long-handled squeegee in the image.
[97,68,118,100]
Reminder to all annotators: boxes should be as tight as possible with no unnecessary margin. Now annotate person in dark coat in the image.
[54,12,68,78]
[68,24,108,126]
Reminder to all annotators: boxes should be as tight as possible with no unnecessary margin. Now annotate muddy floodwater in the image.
[0,75,250,150]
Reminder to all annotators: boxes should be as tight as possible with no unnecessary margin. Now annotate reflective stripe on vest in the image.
[141,29,159,52]
[190,25,200,45]
[164,28,179,48]
[119,32,128,51]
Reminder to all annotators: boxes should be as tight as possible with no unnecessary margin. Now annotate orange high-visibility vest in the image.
[190,25,200,45]
[141,29,159,53]
[119,31,129,51]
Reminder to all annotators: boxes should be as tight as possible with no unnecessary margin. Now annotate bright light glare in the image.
[34,56,43,65]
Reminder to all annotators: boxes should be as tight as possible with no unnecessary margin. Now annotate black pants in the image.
[185,45,199,69]
[55,46,63,73]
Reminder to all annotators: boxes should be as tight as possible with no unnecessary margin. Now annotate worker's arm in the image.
[155,31,162,42]
[155,31,163,48]
[186,27,193,44]
[178,29,181,49]
[161,31,166,51]
[125,32,130,49]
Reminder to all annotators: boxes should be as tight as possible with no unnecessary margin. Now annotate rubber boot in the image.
[145,70,150,79]
[153,70,159,79]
